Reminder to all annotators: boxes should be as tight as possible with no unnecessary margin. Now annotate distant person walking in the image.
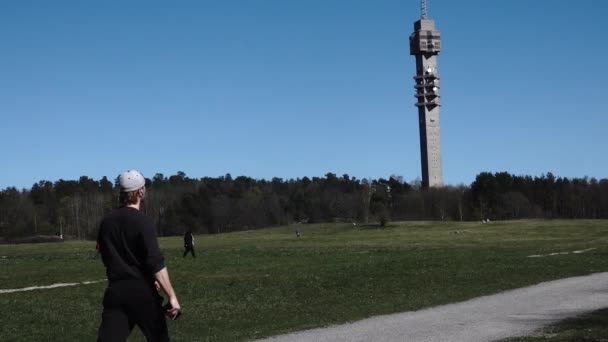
[96,170,181,342]
[183,230,196,258]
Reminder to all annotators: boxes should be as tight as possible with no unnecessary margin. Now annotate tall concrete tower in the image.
[410,0,443,188]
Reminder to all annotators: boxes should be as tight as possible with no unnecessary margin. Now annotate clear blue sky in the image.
[1,0,607,189]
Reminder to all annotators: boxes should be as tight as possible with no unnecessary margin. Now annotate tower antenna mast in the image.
[421,0,428,20]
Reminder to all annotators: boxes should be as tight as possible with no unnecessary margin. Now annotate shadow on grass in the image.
[504,308,608,341]
[354,223,397,230]
[558,308,608,329]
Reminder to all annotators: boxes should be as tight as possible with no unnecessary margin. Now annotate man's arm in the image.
[154,267,181,318]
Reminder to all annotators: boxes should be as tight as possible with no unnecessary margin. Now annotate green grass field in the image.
[1,220,608,341]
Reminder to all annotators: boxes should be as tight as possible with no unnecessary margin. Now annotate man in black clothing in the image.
[97,169,181,342]
[183,230,195,258]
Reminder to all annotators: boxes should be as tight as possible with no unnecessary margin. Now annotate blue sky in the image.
[1,0,607,189]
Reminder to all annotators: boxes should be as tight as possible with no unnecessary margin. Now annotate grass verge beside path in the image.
[502,308,608,342]
[1,219,607,341]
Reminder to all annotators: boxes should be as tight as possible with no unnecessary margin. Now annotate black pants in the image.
[183,244,195,258]
[97,279,169,342]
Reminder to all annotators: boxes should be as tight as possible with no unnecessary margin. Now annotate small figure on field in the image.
[295,229,301,237]
[183,230,196,258]
[96,170,181,342]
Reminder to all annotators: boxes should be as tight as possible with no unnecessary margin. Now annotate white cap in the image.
[118,170,151,192]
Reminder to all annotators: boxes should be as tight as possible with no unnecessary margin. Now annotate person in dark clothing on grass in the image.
[96,170,181,342]
[183,230,195,258]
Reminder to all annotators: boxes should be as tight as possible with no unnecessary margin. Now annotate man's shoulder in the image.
[130,210,156,232]
[101,207,152,225]
[100,208,121,224]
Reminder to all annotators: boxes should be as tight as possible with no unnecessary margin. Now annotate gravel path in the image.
[256,272,608,342]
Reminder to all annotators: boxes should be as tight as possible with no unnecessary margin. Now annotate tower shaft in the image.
[410,19,443,188]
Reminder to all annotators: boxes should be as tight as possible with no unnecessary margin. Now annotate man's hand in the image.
[165,296,181,320]
[154,267,180,319]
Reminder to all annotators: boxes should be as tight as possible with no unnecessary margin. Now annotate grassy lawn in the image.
[1,220,608,341]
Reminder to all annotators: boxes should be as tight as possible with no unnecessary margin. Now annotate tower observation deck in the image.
[410,3,443,188]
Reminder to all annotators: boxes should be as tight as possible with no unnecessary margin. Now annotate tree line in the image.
[1,171,607,241]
